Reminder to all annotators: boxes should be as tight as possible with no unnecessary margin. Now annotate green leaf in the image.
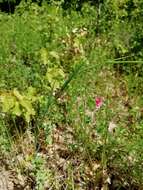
[20,98,35,122]
[49,51,59,60]
[45,67,65,90]
[1,95,15,112]
[40,48,48,65]
[20,99,35,115]
[12,102,22,116]
[26,87,37,102]
[13,88,23,101]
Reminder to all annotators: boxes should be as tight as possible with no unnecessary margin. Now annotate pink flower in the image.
[95,97,103,110]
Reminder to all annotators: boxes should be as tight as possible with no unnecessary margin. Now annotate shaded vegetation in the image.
[0,0,143,189]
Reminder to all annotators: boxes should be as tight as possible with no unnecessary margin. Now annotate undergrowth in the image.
[0,1,143,189]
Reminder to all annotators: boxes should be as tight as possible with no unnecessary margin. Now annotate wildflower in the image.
[95,97,103,110]
[72,28,78,33]
[108,122,117,133]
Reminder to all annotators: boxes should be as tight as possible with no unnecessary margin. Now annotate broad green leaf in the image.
[13,89,23,101]
[12,102,22,116]
[26,87,37,102]
[45,67,65,90]
[20,99,35,115]
[1,95,15,112]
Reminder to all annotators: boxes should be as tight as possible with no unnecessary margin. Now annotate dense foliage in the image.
[0,0,143,189]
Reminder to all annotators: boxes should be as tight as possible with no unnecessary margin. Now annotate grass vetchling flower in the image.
[95,97,103,110]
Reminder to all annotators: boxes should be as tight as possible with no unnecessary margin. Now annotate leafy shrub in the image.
[0,1,143,189]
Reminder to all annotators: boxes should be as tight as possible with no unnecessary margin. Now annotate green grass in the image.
[0,1,143,189]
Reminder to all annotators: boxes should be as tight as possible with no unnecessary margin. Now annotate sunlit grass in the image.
[0,1,143,189]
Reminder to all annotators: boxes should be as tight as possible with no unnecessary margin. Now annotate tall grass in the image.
[0,1,143,189]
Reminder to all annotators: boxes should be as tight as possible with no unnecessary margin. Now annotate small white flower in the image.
[72,28,78,33]
[106,176,111,184]
[108,122,117,133]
